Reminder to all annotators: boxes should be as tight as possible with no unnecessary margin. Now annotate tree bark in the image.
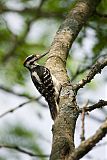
[45,0,101,159]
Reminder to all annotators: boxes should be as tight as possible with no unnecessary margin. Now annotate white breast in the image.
[32,71,42,84]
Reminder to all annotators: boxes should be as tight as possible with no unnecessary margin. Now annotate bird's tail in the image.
[47,97,59,120]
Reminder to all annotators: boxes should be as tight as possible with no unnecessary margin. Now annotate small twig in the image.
[0,85,35,99]
[0,85,48,113]
[69,118,107,160]
[0,5,64,18]
[80,108,85,142]
[0,98,39,118]
[73,57,107,93]
[79,100,107,113]
[80,101,89,142]
[0,144,49,157]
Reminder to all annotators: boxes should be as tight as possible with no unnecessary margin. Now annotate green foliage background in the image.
[0,0,107,159]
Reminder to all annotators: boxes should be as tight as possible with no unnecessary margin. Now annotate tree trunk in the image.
[45,0,101,159]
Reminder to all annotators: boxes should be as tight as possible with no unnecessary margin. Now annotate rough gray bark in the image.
[45,0,101,160]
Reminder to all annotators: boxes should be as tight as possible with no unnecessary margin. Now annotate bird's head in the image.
[23,52,48,70]
[23,54,40,70]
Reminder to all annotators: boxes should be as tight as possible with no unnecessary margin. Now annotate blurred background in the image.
[0,0,107,159]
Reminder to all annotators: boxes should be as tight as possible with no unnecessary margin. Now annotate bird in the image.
[23,53,61,120]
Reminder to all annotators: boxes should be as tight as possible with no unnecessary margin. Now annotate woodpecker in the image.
[23,53,61,120]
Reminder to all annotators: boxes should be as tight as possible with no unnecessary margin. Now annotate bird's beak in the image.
[35,51,49,60]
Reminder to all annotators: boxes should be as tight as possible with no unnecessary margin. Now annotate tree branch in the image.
[0,99,38,118]
[80,104,87,142]
[0,7,64,19]
[0,144,49,158]
[69,119,107,160]
[73,56,107,93]
[79,100,107,113]
[0,85,35,99]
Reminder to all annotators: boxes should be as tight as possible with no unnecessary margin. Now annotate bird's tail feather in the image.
[47,97,59,120]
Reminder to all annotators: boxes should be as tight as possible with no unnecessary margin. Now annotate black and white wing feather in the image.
[31,66,59,120]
